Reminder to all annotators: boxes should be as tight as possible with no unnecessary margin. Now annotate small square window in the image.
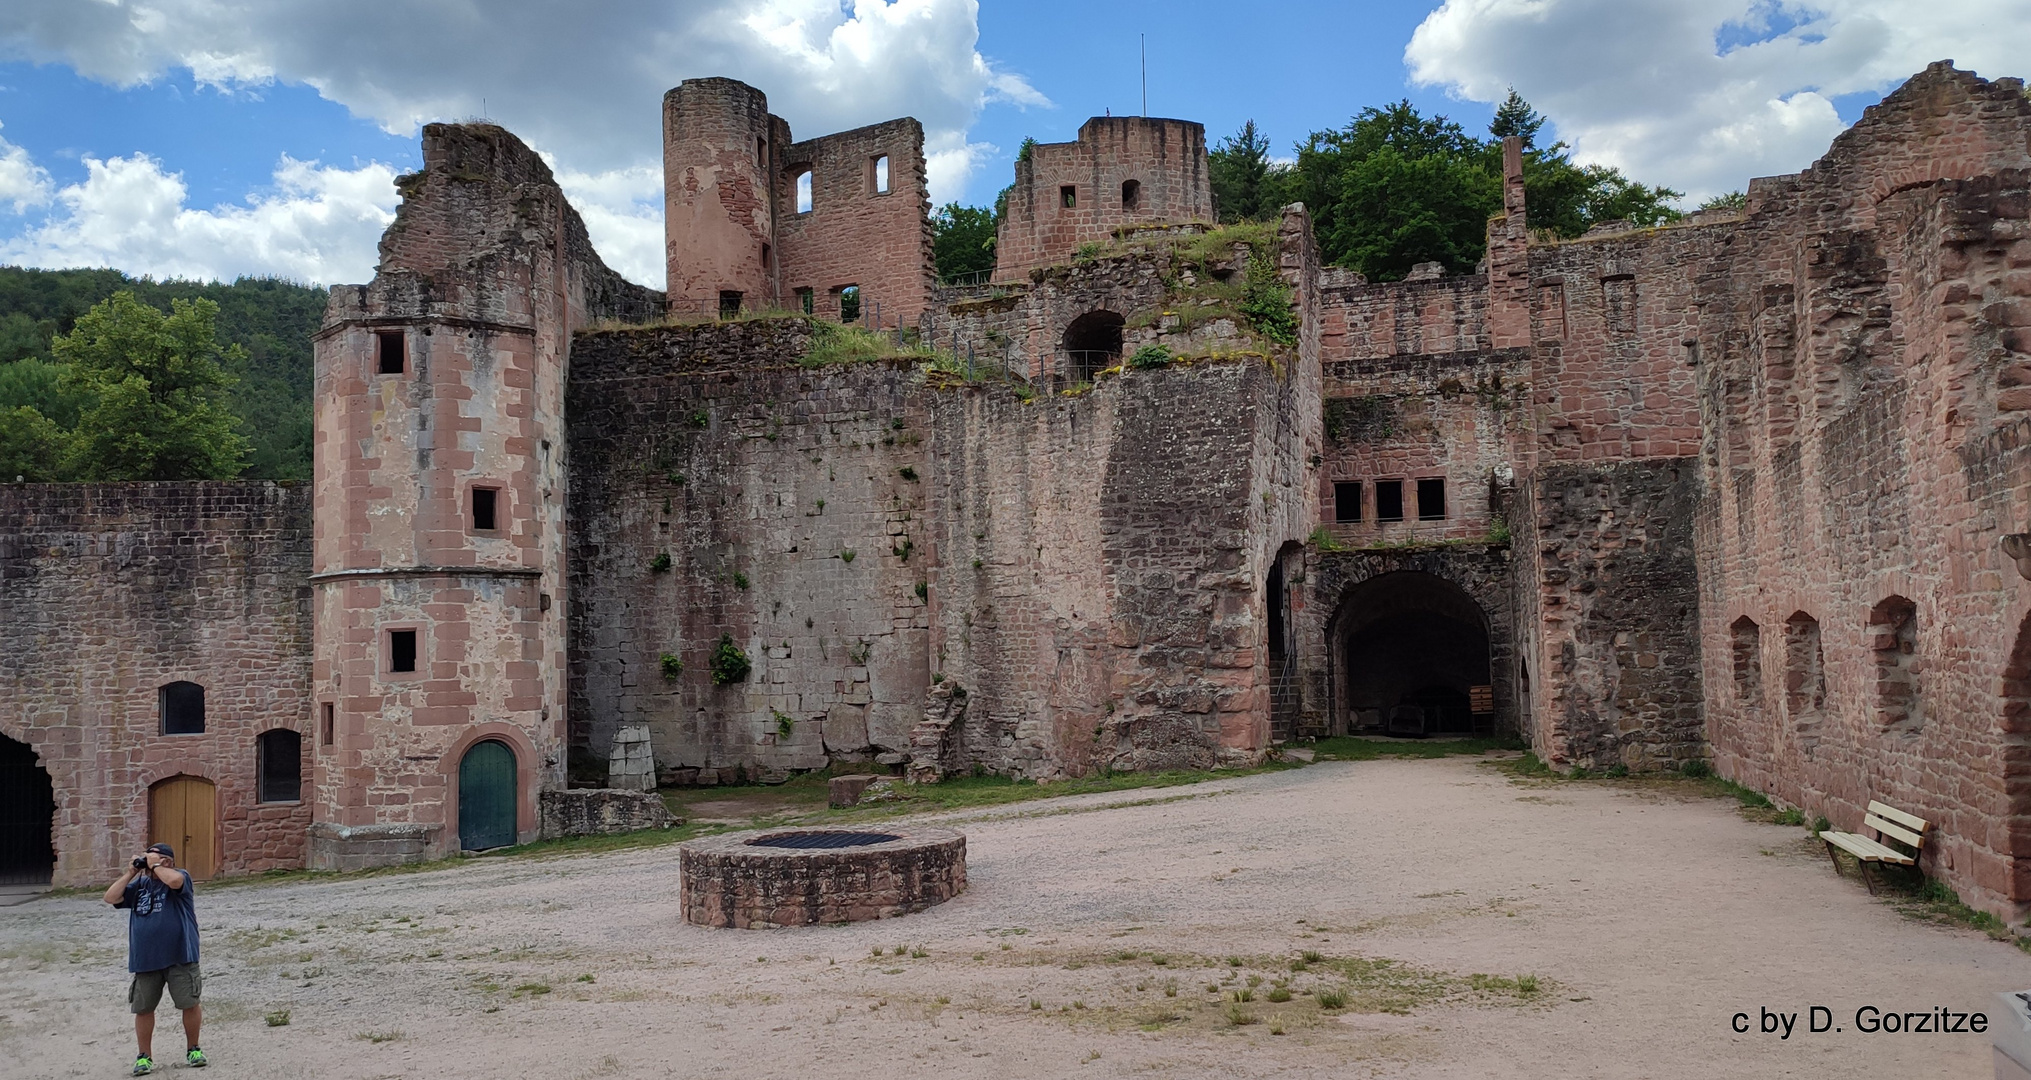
[1060,185,1077,209]
[872,155,890,194]
[1417,477,1447,520]
[375,330,404,375]
[1375,480,1404,522]
[1333,482,1362,523]
[321,702,335,747]
[389,629,418,674]
[471,487,499,531]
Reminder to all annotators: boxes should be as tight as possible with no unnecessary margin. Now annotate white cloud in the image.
[0,0,1042,286]
[0,123,52,213]
[0,150,398,285]
[1405,0,2031,200]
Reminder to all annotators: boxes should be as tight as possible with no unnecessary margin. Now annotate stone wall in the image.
[1688,64,2031,917]
[663,78,775,312]
[775,118,936,328]
[0,483,313,886]
[994,118,1213,283]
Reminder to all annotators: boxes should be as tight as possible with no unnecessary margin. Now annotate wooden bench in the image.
[1821,801,1930,894]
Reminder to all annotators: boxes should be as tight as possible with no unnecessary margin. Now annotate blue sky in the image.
[0,0,2024,289]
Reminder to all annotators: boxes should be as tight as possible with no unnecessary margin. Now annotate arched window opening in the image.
[1783,612,1825,743]
[256,729,302,803]
[1334,571,1493,737]
[1870,596,1921,734]
[1061,310,1124,383]
[1730,616,1762,706]
[0,734,55,885]
[160,682,205,735]
[1121,178,1141,209]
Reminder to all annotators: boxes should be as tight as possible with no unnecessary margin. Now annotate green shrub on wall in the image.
[710,634,751,685]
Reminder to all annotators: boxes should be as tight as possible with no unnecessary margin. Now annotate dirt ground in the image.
[3,756,2025,1079]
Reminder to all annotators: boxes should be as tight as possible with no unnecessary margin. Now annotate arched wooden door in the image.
[149,776,217,880]
[458,740,518,851]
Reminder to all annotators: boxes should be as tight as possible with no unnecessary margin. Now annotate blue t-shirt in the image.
[117,870,199,973]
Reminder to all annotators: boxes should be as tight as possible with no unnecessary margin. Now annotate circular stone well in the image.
[678,827,966,929]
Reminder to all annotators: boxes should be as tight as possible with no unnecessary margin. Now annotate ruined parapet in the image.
[663,78,777,314]
[992,117,1213,283]
[776,117,936,328]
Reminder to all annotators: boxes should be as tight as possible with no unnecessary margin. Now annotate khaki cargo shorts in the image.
[129,962,202,1014]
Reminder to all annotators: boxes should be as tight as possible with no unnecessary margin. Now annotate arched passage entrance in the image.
[0,734,54,885]
[458,740,518,852]
[1061,310,1124,383]
[1333,571,1492,736]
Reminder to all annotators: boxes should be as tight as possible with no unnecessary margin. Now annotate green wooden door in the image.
[458,741,517,851]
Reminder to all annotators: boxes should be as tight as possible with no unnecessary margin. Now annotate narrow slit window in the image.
[1416,477,1447,520]
[160,681,205,735]
[761,243,771,270]
[756,136,766,166]
[389,629,418,674]
[795,169,813,214]
[1060,185,1077,209]
[321,702,335,747]
[1333,482,1362,523]
[872,155,890,194]
[1121,179,1141,209]
[1375,480,1404,522]
[257,729,302,803]
[471,487,498,531]
[797,288,814,315]
[375,330,405,375]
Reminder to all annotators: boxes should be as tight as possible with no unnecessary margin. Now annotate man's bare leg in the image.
[181,1005,201,1050]
[134,1011,153,1058]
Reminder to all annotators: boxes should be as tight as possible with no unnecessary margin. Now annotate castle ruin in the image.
[6,64,2031,918]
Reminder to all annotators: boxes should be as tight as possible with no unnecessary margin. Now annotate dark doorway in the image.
[1266,543,1304,741]
[1062,310,1124,383]
[458,740,518,851]
[1335,571,1492,736]
[0,735,54,885]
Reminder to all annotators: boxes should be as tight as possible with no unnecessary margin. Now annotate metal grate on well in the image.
[746,831,901,850]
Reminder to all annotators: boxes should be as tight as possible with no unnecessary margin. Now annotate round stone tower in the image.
[663,78,777,315]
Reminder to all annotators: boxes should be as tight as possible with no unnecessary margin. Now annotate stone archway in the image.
[1061,310,1124,383]
[1333,571,1492,736]
[0,734,54,886]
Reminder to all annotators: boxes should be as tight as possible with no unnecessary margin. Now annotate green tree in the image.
[0,405,66,481]
[1488,88,1546,146]
[1210,120,1298,223]
[930,202,999,282]
[53,292,249,480]
[1700,190,1748,211]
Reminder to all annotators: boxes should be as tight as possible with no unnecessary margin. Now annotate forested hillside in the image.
[0,267,324,480]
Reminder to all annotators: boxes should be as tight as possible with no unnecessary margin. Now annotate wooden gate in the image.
[458,741,518,851]
[149,776,217,880]
[0,735,55,886]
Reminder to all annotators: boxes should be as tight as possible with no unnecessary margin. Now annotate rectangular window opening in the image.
[838,285,860,324]
[756,136,766,166]
[160,682,206,736]
[375,330,405,375]
[471,487,499,531]
[1333,482,1362,523]
[872,155,890,194]
[1060,185,1077,209]
[719,291,743,319]
[1416,477,1447,520]
[797,288,814,316]
[794,169,813,214]
[321,702,335,747]
[257,730,302,803]
[389,629,418,674]
[760,243,771,270]
[1375,480,1404,522]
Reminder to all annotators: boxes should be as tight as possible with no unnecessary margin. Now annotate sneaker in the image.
[185,1047,208,1068]
[131,1056,153,1076]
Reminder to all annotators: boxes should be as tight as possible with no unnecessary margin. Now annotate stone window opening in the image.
[1060,185,1077,209]
[320,702,334,747]
[1870,596,1922,734]
[797,287,814,316]
[388,628,419,675]
[1060,309,1124,383]
[1121,179,1141,209]
[761,243,771,270]
[794,169,813,215]
[1416,477,1447,520]
[159,681,205,736]
[1334,481,1362,523]
[1375,480,1405,522]
[256,729,301,803]
[837,285,861,323]
[1783,611,1825,737]
[471,486,499,532]
[1731,616,1762,705]
[375,330,404,375]
[719,291,743,319]
[756,136,766,166]
[871,155,890,195]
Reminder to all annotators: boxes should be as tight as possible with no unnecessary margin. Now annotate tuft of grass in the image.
[1812,814,1832,835]
[1232,987,1254,1003]
[1311,735,1526,762]
[1030,999,1042,1011]
[513,982,552,996]
[357,1031,404,1043]
[576,974,596,983]
[1679,759,1713,779]
[1301,949,1323,963]
[1316,988,1348,1010]
[264,1009,291,1027]
[800,322,951,369]
[1774,806,1805,827]
[1227,1005,1260,1026]
[1266,987,1293,1003]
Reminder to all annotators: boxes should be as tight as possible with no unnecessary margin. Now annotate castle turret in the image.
[663,78,778,316]
[992,117,1213,283]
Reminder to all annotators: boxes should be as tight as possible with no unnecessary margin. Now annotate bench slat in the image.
[1864,814,1926,850]
[1867,801,1929,834]
[1822,831,1917,865]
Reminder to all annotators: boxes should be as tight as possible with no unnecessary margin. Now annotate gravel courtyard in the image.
[2,756,2024,1079]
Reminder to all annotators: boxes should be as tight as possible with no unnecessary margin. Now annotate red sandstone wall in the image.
[0,483,313,886]
[774,118,936,328]
[994,118,1213,284]
[663,79,775,311]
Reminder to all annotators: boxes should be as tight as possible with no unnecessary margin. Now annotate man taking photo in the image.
[103,842,206,1075]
